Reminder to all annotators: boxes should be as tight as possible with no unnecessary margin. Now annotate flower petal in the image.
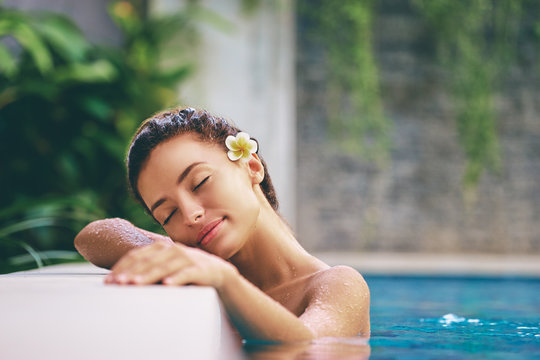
[225,132,258,162]
[247,139,258,153]
[227,150,243,161]
[236,132,250,147]
[226,135,238,151]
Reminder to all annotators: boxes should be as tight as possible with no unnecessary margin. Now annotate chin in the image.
[206,216,254,259]
[209,243,239,260]
[206,234,244,260]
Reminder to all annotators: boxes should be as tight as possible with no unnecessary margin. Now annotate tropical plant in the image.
[0,1,199,273]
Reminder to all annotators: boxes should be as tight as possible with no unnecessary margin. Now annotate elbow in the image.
[74,219,112,269]
[74,218,133,269]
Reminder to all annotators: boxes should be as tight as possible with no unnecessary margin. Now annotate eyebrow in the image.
[149,161,206,214]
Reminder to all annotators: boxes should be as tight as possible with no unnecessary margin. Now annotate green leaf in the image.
[0,11,23,35]
[53,59,117,83]
[16,242,43,268]
[11,22,53,74]
[80,96,112,120]
[8,250,83,267]
[0,217,58,238]
[0,43,16,77]
[35,14,90,62]
[151,64,192,86]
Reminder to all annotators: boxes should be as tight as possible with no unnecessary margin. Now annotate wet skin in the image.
[76,134,370,341]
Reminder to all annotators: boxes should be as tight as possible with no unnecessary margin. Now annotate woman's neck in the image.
[229,196,327,291]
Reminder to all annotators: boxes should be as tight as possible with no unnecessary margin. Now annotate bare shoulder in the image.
[309,265,370,299]
[313,265,367,281]
[301,265,370,336]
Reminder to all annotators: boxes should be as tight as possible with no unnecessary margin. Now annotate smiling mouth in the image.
[197,217,225,245]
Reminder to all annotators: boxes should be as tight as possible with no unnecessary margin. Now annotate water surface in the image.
[244,275,540,359]
[369,275,540,359]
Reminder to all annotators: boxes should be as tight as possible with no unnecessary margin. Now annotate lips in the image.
[196,217,225,245]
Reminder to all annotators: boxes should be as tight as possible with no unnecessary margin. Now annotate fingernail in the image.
[117,274,127,283]
[134,275,143,284]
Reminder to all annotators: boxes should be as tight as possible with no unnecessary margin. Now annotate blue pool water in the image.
[368,275,540,359]
[245,275,540,359]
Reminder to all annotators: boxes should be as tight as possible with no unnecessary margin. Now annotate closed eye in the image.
[193,176,210,192]
[163,209,176,226]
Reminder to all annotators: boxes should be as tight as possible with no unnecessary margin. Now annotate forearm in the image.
[103,241,314,341]
[218,270,315,342]
[74,218,170,269]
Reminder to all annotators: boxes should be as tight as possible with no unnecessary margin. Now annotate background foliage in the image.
[298,0,390,165]
[413,0,525,190]
[298,0,538,188]
[2,0,538,272]
[0,1,198,273]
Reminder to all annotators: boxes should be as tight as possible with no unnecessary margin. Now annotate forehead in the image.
[137,134,224,196]
[148,134,221,164]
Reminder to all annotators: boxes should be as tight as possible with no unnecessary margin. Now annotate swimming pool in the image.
[245,275,540,359]
[369,275,540,358]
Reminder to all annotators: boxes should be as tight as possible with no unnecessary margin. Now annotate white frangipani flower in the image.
[225,132,258,162]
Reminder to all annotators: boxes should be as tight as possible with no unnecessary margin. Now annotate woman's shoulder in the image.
[313,264,365,279]
[307,265,369,299]
[303,265,371,335]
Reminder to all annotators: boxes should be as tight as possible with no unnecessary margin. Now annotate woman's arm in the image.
[105,242,370,341]
[220,265,370,340]
[74,218,172,269]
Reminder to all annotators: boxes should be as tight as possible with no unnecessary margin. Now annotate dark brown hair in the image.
[127,107,279,216]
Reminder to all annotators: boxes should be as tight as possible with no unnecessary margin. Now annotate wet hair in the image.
[127,107,279,217]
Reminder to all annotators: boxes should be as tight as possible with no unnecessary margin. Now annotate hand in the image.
[104,241,237,289]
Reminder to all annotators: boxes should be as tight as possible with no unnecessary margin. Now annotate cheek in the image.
[227,185,261,232]
[211,171,261,220]
[223,174,259,210]
[164,227,188,245]
[160,216,196,245]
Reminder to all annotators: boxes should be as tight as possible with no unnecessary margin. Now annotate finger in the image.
[112,242,167,273]
[134,254,191,285]
[127,244,180,281]
[162,266,201,287]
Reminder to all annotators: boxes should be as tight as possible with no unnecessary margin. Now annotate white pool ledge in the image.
[316,252,540,277]
[0,263,243,360]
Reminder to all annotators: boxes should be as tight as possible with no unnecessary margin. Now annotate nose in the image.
[179,197,204,226]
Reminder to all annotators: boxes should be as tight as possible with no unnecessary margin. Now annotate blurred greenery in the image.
[0,1,201,273]
[413,0,526,191]
[2,0,538,272]
[298,0,391,165]
[299,0,539,194]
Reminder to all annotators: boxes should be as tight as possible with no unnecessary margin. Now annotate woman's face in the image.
[137,134,263,259]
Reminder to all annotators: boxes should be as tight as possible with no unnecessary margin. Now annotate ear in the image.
[246,153,265,185]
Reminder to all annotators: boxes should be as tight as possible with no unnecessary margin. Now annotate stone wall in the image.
[296,1,540,254]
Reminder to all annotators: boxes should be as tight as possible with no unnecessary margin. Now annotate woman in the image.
[75,107,370,342]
